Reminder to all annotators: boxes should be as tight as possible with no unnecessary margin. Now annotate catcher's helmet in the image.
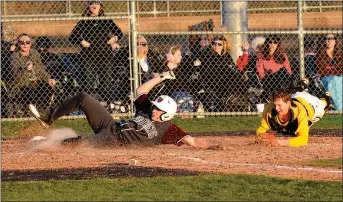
[151,95,177,121]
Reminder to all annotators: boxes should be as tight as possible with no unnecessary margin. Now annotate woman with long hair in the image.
[69,1,123,102]
[256,35,292,101]
[316,34,343,77]
[315,34,343,110]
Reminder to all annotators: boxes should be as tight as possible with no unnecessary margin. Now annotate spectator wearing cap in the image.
[69,0,123,102]
[10,33,56,111]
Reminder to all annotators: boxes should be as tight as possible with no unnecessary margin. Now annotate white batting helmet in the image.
[151,95,177,121]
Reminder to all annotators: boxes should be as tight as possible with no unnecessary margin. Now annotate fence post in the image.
[130,1,139,98]
[221,1,248,63]
[297,0,305,80]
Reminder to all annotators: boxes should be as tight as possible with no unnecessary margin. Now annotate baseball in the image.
[129,159,138,165]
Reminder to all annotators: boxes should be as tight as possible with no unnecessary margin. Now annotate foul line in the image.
[166,153,342,174]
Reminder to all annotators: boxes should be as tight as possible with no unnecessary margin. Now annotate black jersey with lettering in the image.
[118,93,188,146]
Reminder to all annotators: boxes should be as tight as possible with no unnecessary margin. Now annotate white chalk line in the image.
[166,153,342,174]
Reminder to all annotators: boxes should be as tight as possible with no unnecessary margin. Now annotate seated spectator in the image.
[109,36,164,103]
[236,36,266,88]
[303,36,324,96]
[136,35,164,84]
[315,34,343,110]
[9,33,56,114]
[1,25,16,117]
[201,35,245,111]
[152,46,183,99]
[316,34,343,77]
[183,34,211,96]
[256,35,292,101]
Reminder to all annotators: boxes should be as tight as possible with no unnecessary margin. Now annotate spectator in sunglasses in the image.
[10,33,56,113]
[256,35,292,101]
[136,36,164,84]
[69,0,123,102]
[109,35,164,103]
[199,35,245,111]
[315,34,343,110]
[316,34,342,77]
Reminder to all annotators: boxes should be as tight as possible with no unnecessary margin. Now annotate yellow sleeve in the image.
[256,104,272,135]
[289,110,309,147]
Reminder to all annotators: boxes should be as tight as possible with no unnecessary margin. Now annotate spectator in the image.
[10,33,56,112]
[315,34,343,110]
[110,36,164,103]
[303,37,323,96]
[201,35,244,111]
[69,1,123,102]
[316,34,343,77]
[1,25,16,117]
[136,35,164,84]
[236,36,266,88]
[183,34,211,96]
[256,35,292,101]
[152,46,183,98]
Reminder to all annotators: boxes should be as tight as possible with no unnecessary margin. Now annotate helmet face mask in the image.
[151,95,177,121]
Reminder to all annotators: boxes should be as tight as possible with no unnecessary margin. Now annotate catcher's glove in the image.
[255,133,280,147]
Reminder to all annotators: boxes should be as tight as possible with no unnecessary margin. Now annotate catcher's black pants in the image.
[50,92,120,144]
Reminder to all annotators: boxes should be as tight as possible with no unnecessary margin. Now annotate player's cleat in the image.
[292,78,309,92]
[61,135,82,146]
[321,91,335,110]
[28,104,52,129]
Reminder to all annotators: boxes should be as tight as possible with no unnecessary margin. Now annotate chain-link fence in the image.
[1,1,342,121]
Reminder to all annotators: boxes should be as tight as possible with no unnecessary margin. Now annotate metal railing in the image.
[1,1,342,20]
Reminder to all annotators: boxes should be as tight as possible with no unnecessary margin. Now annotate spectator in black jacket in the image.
[69,1,123,102]
[201,35,244,111]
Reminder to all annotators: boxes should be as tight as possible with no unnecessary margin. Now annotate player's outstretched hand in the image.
[255,132,280,147]
[160,70,176,81]
[208,144,228,151]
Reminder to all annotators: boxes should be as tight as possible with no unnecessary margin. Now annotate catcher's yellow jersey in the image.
[256,101,310,147]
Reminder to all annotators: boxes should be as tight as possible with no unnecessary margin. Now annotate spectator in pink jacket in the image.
[256,35,292,79]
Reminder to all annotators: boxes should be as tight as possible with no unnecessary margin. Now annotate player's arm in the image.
[136,72,175,95]
[256,104,271,136]
[181,136,223,150]
[162,124,224,150]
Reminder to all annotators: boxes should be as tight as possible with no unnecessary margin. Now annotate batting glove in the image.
[160,70,176,81]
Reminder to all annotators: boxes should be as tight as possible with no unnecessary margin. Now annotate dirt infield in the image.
[2,130,342,182]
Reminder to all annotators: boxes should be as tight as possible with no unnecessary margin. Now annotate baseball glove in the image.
[255,133,280,147]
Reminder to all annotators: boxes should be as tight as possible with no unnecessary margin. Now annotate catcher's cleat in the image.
[28,104,52,129]
[324,92,335,111]
[320,91,335,110]
[292,78,309,93]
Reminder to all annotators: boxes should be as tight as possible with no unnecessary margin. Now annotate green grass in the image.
[2,174,342,201]
[302,158,343,169]
[1,115,342,139]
